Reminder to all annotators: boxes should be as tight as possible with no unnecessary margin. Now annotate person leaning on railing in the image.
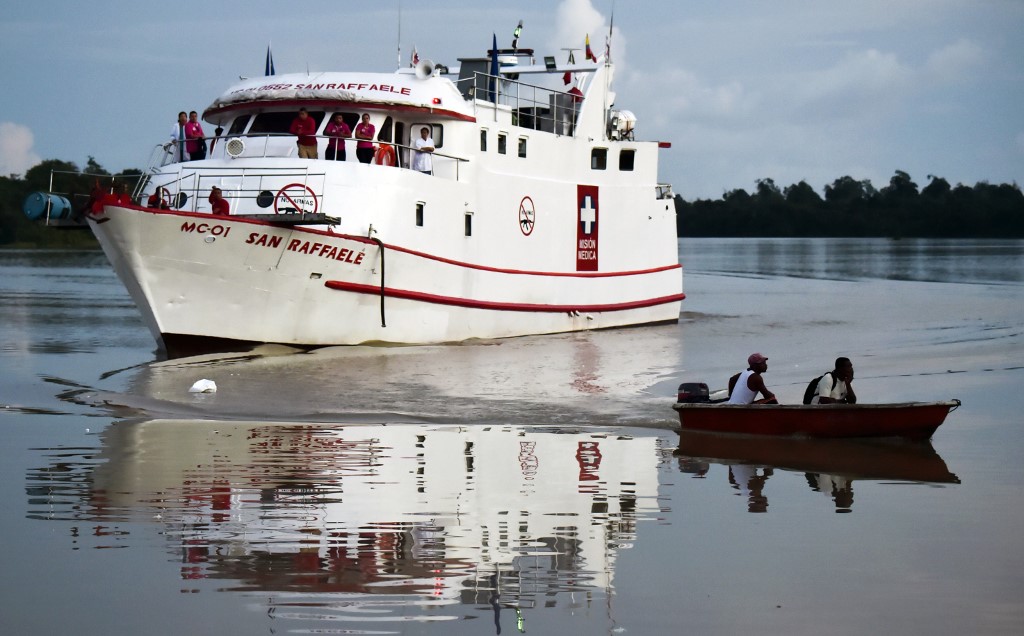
[324,113,351,162]
[355,113,375,163]
[290,108,318,159]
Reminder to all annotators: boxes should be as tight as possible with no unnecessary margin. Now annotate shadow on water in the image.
[674,430,960,513]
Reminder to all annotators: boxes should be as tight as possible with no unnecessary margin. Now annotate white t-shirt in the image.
[811,372,849,404]
[728,370,758,404]
[412,136,434,172]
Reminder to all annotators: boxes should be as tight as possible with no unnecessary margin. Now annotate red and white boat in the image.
[672,400,962,440]
[55,32,682,355]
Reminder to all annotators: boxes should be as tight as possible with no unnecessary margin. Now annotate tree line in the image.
[2,160,1023,247]
[676,171,1024,238]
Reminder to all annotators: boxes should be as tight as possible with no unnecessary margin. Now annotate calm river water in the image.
[1,238,1022,635]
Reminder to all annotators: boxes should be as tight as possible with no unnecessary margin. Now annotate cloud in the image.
[0,122,41,177]
[550,0,624,69]
[925,38,985,83]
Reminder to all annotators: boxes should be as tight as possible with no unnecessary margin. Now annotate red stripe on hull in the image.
[325,280,685,313]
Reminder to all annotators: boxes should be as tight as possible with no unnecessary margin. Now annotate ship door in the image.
[393,121,406,167]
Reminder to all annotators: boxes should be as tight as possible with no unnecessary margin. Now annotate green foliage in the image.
[678,171,1024,237]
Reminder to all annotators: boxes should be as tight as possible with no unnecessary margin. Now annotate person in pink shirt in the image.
[354,113,376,163]
[324,113,351,162]
[289,108,319,159]
[185,111,206,161]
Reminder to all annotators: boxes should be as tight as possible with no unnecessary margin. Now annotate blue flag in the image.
[265,45,275,76]
[488,33,498,102]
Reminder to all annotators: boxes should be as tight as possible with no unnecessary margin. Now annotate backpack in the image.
[802,373,838,405]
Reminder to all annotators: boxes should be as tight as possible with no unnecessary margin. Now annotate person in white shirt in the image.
[166,111,189,163]
[810,357,857,404]
[727,353,777,404]
[411,126,435,174]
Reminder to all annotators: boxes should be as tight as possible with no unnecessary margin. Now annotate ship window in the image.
[480,129,488,152]
[228,116,251,135]
[518,137,528,158]
[416,202,424,227]
[249,111,325,134]
[619,149,636,171]
[591,148,608,170]
[498,133,507,155]
[464,212,473,236]
[379,116,394,142]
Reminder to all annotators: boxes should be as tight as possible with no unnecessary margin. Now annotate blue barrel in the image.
[23,192,73,221]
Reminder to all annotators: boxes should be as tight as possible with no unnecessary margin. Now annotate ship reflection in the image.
[673,431,960,513]
[28,419,665,628]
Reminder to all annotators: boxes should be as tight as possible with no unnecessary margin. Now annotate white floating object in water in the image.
[189,379,217,393]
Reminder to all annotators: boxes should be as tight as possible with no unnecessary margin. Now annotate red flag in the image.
[585,34,596,62]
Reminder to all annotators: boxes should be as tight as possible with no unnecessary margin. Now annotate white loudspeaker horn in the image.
[415,59,435,79]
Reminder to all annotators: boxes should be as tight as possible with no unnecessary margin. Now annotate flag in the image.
[563,50,575,85]
[585,34,596,62]
[488,33,499,102]
[410,46,419,67]
[265,44,275,76]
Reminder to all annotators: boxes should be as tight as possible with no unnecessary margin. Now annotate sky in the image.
[1,0,1022,199]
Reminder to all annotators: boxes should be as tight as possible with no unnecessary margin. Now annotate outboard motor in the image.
[677,382,710,403]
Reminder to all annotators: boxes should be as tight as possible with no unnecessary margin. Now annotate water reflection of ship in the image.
[674,431,960,513]
[80,420,662,610]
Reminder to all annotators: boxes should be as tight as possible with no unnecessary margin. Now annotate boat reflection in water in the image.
[34,418,666,626]
[673,430,960,513]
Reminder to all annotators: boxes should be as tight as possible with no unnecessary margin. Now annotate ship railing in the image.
[467,72,581,137]
[34,169,145,225]
[143,166,329,216]
[149,133,469,181]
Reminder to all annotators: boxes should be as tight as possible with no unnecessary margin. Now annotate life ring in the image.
[374,144,396,167]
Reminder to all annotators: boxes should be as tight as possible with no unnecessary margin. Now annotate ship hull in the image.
[90,205,683,351]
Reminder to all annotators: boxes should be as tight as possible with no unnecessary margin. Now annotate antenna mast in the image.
[396,0,402,70]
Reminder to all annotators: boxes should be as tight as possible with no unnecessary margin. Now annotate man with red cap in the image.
[727,353,777,404]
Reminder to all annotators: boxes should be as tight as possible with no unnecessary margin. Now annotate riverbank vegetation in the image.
[2,160,1022,247]
[676,171,1024,238]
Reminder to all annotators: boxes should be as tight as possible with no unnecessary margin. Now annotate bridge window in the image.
[591,148,608,170]
[379,116,394,142]
[619,149,635,171]
[228,115,251,135]
[249,111,325,134]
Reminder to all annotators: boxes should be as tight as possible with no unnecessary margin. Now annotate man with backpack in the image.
[804,357,857,404]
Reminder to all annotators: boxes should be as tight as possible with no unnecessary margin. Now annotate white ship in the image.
[84,36,683,354]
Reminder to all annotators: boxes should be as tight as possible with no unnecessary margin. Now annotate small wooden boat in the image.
[672,400,961,440]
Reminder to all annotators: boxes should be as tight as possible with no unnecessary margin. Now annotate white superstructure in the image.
[88,42,683,354]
